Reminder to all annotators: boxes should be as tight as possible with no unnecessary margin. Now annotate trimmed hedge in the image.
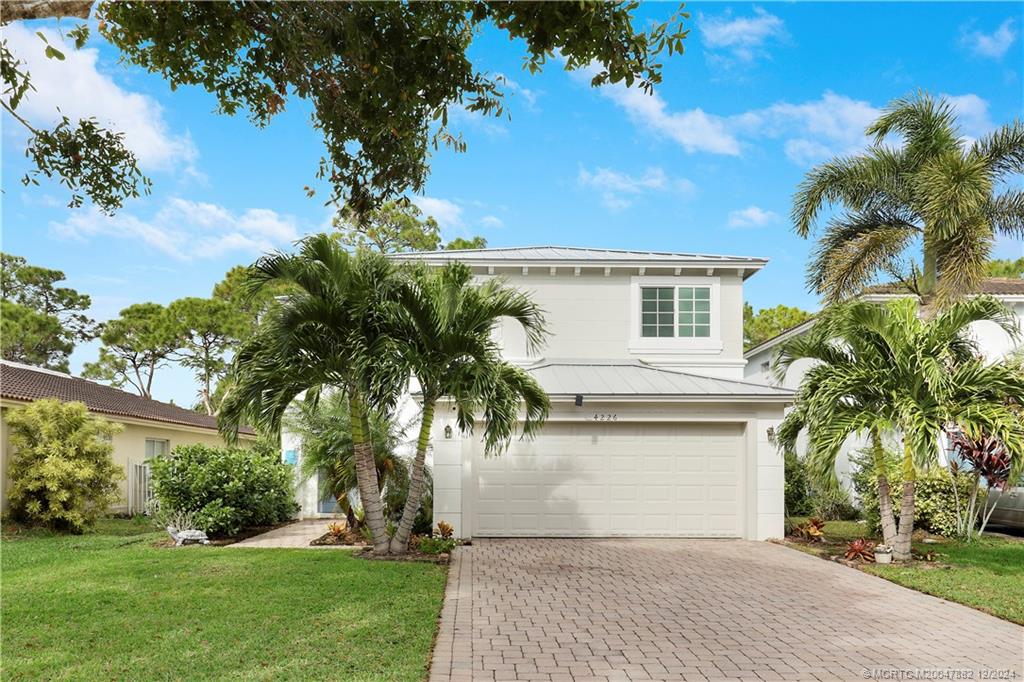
[150,443,298,537]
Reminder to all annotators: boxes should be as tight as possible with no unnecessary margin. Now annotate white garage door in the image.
[474,421,746,538]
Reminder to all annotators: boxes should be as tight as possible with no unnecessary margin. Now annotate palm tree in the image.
[793,91,1024,309]
[288,390,430,532]
[219,235,408,554]
[388,262,549,553]
[775,296,1024,560]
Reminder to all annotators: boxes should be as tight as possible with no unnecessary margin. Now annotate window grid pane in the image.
[640,287,675,337]
[677,286,711,338]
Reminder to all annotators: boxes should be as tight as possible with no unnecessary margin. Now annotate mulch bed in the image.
[310,529,367,547]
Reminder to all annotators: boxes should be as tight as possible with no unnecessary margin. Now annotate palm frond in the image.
[972,119,1024,176]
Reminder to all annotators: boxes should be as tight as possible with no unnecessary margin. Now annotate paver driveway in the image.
[430,539,1023,681]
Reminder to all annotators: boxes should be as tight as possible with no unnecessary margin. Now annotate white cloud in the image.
[960,18,1018,59]
[411,196,464,230]
[735,91,881,164]
[943,93,994,139]
[480,215,504,229]
[597,82,741,155]
[50,198,299,260]
[701,7,786,63]
[727,206,780,229]
[578,166,695,210]
[3,24,198,173]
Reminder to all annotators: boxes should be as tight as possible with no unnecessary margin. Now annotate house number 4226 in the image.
[593,413,618,421]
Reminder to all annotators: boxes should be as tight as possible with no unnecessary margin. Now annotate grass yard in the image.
[786,516,1024,625]
[1,519,448,681]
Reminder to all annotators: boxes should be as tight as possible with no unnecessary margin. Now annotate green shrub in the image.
[4,399,124,533]
[914,467,982,538]
[418,536,456,555]
[784,450,812,517]
[850,448,979,537]
[809,486,861,521]
[150,443,297,537]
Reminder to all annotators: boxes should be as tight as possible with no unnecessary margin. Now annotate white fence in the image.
[127,462,154,515]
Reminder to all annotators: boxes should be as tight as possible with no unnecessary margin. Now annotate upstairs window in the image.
[640,286,712,338]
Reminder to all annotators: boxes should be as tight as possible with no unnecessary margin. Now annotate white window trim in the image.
[628,275,723,355]
[145,438,170,459]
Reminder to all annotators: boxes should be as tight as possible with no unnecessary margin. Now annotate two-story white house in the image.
[365,246,792,542]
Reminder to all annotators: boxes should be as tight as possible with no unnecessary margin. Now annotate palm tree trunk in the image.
[893,445,917,561]
[389,398,435,554]
[870,431,898,548]
[922,238,937,296]
[348,390,390,554]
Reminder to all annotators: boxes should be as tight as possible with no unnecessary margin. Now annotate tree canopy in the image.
[743,303,814,350]
[987,257,1024,279]
[0,252,96,370]
[333,200,487,253]
[81,303,179,399]
[4,2,688,215]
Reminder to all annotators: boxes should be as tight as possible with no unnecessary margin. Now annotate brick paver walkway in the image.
[430,539,1023,681]
[225,519,356,548]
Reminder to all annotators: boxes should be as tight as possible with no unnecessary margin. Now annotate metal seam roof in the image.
[391,245,767,263]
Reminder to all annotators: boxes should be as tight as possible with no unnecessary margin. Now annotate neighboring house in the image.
[744,278,1024,488]
[0,360,256,514]
[305,245,792,541]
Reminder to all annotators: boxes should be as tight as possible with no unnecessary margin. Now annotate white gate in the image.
[127,462,154,515]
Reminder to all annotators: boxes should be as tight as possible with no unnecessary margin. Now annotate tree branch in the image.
[3,1,92,22]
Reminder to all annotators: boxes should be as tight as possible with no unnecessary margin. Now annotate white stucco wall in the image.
[492,269,748,379]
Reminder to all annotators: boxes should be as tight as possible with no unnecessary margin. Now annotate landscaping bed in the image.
[781,516,1024,625]
[1,518,447,681]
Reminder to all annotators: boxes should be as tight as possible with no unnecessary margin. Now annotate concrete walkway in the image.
[430,538,1024,682]
[227,519,357,548]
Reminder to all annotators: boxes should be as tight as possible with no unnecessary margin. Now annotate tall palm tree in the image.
[219,235,408,554]
[775,296,1024,560]
[793,91,1024,309]
[388,262,549,553]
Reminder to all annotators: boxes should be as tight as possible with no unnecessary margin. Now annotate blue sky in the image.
[3,2,1023,406]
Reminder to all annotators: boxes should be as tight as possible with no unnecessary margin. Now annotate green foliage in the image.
[334,201,442,253]
[286,390,431,525]
[784,450,812,517]
[914,467,982,537]
[986,257,1024,278]
[0,34,150,213]
[1,252,96,370]
[744,303,814,350]
[82,303,180,398]
[445,236,488,250]
[418,536,456,555]
[792,92,1024,306]
[809,486,861,521]
[98,2,687,213]
[166,297,248,415]
[852,449,981,537]
[149,443,297,537]
[4,399,124,533]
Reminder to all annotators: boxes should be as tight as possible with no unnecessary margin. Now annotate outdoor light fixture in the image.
[574,394,584,407]
[444,424,453,439]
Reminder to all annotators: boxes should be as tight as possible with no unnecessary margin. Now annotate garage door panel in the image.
[473,422,746,538]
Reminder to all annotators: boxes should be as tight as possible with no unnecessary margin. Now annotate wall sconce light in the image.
[766,426,776,442]
[444,424,453,439]
[574,394,584,407]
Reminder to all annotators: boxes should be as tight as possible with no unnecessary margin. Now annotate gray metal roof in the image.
[523,360,793,401]
[391,246,767,265]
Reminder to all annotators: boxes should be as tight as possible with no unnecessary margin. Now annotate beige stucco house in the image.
[0,360,256,514]
[292,246,794,540]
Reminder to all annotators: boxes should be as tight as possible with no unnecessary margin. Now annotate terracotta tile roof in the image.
[0,361,254,435]
[862,278,1024,296]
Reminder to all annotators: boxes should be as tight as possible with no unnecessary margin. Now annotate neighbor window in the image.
[145,438,170,458]
[640,286,711,338]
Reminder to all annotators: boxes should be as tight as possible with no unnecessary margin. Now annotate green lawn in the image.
[787,516,1024,624]
[1,519,447,681]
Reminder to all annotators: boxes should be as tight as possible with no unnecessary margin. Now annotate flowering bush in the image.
[150,444,297,537]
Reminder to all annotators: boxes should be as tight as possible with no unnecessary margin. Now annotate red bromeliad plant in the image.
[946,429,1014,540]
[844,538,876,562]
